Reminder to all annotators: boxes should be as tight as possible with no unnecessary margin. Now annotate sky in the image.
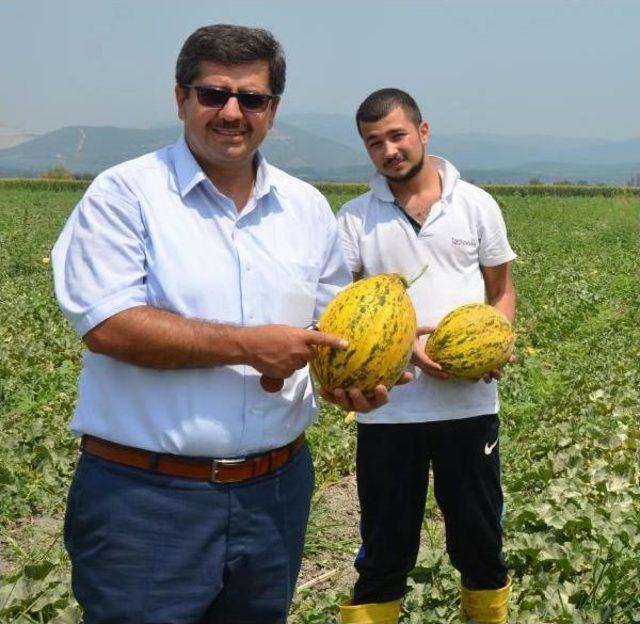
[1,0,638,139]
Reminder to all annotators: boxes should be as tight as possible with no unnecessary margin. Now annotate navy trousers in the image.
[64,443,314,624]
[353,415,508,604]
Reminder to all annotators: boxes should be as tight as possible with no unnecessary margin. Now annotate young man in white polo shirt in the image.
[336,89,517,624]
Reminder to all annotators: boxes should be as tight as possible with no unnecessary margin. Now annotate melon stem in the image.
[406,262,429,288]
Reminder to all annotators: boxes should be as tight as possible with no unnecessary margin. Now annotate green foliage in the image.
[486,185,640,198]
[2,177,640,197]
[292,192,640,623]
[0,179,90,192]
[39,167,76,181]
[1,188,639,623]
[307,402,356,487]
[317,182,640,205]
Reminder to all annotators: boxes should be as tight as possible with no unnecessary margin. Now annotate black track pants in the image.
[353,415,508,605]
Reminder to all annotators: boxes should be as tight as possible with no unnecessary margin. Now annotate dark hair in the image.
[176,24,286,95]
[355,88,422,135]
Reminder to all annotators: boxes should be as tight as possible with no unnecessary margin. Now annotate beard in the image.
[382,151,425,183]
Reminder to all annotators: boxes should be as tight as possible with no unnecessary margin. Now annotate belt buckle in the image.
[211,456,246,483]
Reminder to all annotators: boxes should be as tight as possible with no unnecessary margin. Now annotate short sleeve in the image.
[52,191,148,336]
[314,196,352,319]
[335,203,364,274]
[477,196,517,267]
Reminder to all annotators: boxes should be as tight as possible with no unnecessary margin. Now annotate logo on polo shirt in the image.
[452,237,476,247]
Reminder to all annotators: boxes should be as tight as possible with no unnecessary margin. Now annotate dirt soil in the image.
[296,472,446,595]
[297,474,361,594]
[2,473,444,598]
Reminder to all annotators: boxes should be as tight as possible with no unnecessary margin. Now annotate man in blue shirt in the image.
[53,24,395,624]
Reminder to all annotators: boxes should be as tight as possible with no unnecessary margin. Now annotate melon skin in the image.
[311,274,417,397]
[425,303,515,379]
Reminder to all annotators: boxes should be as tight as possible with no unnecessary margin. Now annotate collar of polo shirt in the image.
[369,154,460,205]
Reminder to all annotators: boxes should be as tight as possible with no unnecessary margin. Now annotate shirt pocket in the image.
[271,260,320,328]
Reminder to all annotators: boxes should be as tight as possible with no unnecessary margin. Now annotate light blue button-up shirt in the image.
[52,136,351,457]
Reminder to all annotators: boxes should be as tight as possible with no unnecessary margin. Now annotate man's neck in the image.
[388,157,441,200]
[202,158,257,213]
[388,157,443,225]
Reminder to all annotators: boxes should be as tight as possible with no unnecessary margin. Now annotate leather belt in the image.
[80,433,306,483]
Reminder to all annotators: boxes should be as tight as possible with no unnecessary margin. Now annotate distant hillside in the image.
[0,122,366,178]
[262,123,368,171]
[0,125,38,149]
[430,133,640,170]
[0,126,181,176]
[281,113,362,150]
[282,113,640,169]
[462,161,640,185]
[1,115,639,184]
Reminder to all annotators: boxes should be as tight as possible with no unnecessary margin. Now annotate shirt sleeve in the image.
[335,203,364,274]
[313,196,352,319]
[477,196,517,267]
[51,190,148,336]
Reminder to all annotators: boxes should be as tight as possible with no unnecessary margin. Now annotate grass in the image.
[1,186,639,623]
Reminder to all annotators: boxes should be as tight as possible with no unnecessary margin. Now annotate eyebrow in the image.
[365,126,406,143]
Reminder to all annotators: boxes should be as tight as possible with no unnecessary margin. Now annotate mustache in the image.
[212,121,248,131]
[383,155,403,167]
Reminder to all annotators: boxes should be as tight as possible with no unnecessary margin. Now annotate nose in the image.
[383,141,398,160]
[218,94,244,121]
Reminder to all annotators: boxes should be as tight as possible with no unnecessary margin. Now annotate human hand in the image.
[410,326,450,380]
[477,353,517,383]
[245,325,348,392]
[320,371,413,413]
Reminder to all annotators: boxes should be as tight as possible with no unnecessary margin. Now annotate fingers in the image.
[394,371,413,386]
[306,330,349,351]
[260,376,285,392]
[411,349,450,379]
[479,368,503,384]
[430,369,450,380]
[251,325,347,380]
[321,385,390,413]
[416,325,436,337]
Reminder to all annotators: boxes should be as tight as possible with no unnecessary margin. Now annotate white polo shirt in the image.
[52,136,351,456]
[336,155,516,423]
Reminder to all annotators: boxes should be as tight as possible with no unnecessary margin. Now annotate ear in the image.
[175,84,188,121]
[419,120,430,146]
[267,97,280,129]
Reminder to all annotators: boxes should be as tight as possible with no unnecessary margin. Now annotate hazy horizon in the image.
[2,0,639,140]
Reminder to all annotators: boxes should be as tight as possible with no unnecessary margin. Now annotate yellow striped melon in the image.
[311,274,417,397]
[425,303,515,379]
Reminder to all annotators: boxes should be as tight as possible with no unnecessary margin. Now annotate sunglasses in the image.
[182,84,278,113]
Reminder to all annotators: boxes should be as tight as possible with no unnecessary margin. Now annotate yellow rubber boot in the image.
[461,577,511,624]
[340,599,401,624]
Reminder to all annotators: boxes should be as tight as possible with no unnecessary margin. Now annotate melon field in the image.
[0,181,639,623]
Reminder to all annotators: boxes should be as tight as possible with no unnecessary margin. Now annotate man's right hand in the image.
[410,326,450,380]
[243,324,348,380]
[82,307,347,375]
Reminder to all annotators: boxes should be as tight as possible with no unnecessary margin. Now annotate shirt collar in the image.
[172,134,284,200]
[369,154,460,203]
[254,151,285,199]
[172,135,208,198]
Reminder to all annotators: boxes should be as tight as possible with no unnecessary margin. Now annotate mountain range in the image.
[1,114,639,184]
[0,125,38,150]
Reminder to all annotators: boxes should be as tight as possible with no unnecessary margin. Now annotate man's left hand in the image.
[320,371,413,413]
[478,353,517,383]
